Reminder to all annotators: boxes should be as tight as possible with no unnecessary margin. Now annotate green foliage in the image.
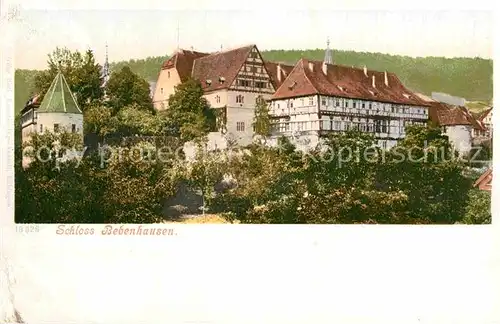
[110,55,169,81]
[16,132,181,223]
[165,78,215,142]
[184,145,226,214]
[16,48,493,118]
[211,126,475,224]
[253,95,271,139]
[33,47,104,111]
[83,104,116,137]
[15,69,37,114]
[105,66,153,112]
[462,189,491,224]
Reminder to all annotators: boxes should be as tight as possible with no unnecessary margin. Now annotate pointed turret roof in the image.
[37,70,82,114]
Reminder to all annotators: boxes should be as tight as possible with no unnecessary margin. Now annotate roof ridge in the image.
[61,72,82,113]
[301,59,322,94]
[60,74,66,112]
[196,44,255,60]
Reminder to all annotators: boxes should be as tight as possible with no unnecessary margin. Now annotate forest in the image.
[14,48,493,114]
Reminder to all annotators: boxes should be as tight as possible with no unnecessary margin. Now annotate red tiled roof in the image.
[264,61,294,89]
[271,58,430,107]
[159,46,298,94]
[427,101,486,130]
[191,45,256,92]
[161,49,210,82]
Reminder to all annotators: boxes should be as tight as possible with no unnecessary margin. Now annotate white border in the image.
[1,2,499,324]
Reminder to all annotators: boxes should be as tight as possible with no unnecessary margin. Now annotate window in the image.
[362,103,365,109]
[236,95,244,104]
[369,103,372,109]
[236,122,245,132]
[309,97,314,106]
[334,121,341,130]
[238,79,251,87]
[72,124,76,133]
[54,124,60,132]
[322,97,326,106]
[40,124,43,132]
[290,101,293,108]
[345,101,348,108]
[255,81,266,88]
[335,100,340,107]
[167,71,170,78]
[353,102,357,108]
[301,98,305,106]
[160,88,164,94]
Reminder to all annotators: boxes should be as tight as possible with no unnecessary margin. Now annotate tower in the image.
[324,37,333,65]
[102,42,110,87]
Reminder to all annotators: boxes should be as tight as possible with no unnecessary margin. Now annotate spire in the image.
[101,42,110,92]
[38,70,82,114]
[324,37,333,65]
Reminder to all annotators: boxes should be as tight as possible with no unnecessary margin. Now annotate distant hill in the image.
[14,49,493,115]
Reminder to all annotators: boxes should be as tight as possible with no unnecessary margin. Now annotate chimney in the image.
[308,62,314,72]
[322,62,328,75]
[372,75,376,88]
[363,65,368,77]
[277,64,282,83]
[384,71,389,87]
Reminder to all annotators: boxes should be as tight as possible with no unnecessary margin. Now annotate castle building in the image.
[153,45,285,149]
[20,69,83,167]
[267,41,430,150]
[416,92,488,156]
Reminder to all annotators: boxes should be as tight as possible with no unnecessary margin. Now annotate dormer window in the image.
[219,76,225,84]
[288,81,297,90]
[206,79,212,86]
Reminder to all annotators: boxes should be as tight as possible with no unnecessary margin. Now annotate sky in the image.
[10,5,493,70]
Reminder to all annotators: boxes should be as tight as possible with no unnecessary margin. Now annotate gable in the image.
[191,45,254,93]
[229,46,275,94]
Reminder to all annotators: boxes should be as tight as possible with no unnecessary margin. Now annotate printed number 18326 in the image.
[16,224,40,233]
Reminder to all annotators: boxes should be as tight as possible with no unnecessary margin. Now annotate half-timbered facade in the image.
[155,45,279,152]
[268,58,430,151]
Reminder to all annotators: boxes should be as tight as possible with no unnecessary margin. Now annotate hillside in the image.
[14,49,493,114]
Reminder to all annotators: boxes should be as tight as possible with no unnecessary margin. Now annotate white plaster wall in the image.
[37,113,83,135]
[204,90,229,108]
[445,125,472,156]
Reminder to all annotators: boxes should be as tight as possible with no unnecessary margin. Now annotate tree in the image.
[83,104,116,138]
[105,66,153,112]
[185,144,226,215]
[462,189,491,224]
[165,78,216,143]
[253,95,271,142]
[34,47,104,110]
[376,124,471,223]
